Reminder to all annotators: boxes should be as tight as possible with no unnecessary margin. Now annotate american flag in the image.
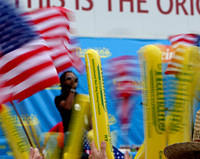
[105,55,140,97]
[0,1,59,103]
[165,33,200,75]
[83,137,91,155]
[169,33,200,49]
[83,139,125,159]
[104,55,140,128]
[23,7,84,73]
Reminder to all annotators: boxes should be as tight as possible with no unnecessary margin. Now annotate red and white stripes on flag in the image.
[23,7,84,73]
[0,39,59,103]
[105,55,140,97]
[165,46,186,75]
[169,33,198,49]
[165,33,199,75]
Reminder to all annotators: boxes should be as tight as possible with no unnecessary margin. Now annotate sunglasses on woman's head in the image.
[65,77,78,82]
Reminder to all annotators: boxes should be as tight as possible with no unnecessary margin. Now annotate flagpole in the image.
[10,101,33,147]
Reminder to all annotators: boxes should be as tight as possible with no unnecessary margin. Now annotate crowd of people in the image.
[29,142,132,159]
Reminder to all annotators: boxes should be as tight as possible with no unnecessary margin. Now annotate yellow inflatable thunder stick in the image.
[138,45,166,159]
[134,143,145,159]
[166,46,200,145]
[85,49,114,159]
[186,46,200,98]
[64,94,90,159]
[0,104,30,159]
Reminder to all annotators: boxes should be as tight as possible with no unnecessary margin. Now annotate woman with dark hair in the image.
[55,71,91,159]
[55,71,79,132]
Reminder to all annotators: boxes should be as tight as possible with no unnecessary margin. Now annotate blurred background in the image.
[1,0,200,158]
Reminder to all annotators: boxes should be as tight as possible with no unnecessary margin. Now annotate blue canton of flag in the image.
[195,35,200,47]
[113,146,125,159]
[0,0,37,56]
[83,137,91,155]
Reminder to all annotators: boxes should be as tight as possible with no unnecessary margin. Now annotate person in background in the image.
[55,70,91,159]
[55,71,79,133]
[53,71,131,159]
